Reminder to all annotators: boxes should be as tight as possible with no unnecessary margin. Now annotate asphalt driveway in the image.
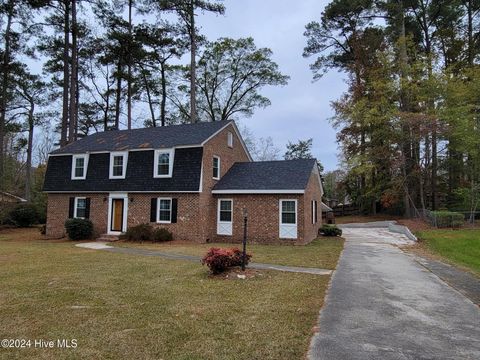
[309,226,480,360]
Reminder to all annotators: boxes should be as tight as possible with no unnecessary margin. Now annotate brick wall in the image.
[199,123,251,242]
[211,194,308,245]
[46,193,108,238]
[127,193,200,242]
[303,168,323,243]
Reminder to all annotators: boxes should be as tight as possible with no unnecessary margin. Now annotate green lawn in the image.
[115,237,344,269]
[0,228,342,360]
[417,229,480,275]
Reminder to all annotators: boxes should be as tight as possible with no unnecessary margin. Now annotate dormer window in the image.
[109,151,128,179]
[227,131,233,148]
[213,156,220,180]
[71,154,88,180]
[154,149,174,178]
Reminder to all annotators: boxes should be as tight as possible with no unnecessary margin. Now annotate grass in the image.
[416,229,480,275]
[115,236,344,269]
[0,228,342,360]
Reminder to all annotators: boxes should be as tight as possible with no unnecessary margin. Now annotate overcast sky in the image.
[197,0,346,171]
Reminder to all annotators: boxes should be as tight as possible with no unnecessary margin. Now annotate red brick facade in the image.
[45,123,323,244]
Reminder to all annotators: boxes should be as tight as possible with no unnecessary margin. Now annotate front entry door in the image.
[111,199,124,232]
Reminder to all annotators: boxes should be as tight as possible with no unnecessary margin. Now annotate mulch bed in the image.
[209,267,268,280]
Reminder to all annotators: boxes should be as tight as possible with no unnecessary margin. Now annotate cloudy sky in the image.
[197,0,346,171]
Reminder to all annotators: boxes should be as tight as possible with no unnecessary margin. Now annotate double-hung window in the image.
[213,156,220,180]
[71,154,88,180]
[109,152,128,179]
[154,149,174,178]
[157,198,172,223]
[74,197,87,218]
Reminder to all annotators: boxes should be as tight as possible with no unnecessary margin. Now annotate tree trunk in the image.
[61,0,70,146]
[189,0,197,123]
[141,68,156,127]
[114,62,122,130]
[0,0,13,191]
[160,62,167,126]
[25,100,34,202]
[68,0,78,143]
[467,0,474,66]
[127,0,133,130]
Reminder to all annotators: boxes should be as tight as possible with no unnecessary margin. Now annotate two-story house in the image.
[43,121,323,244]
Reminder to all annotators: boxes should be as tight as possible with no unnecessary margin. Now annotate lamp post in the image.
[242,207,248,271]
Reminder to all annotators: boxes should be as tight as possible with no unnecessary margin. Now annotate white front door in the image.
[217,199,233,235]
[279,199,297,239]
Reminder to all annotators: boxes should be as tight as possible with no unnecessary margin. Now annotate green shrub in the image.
[431,211,464,228]
[153,228,173,242]
[320,224,342,237]
[9,203,39,227]
[65,218,93,240]
[124,223,154,241]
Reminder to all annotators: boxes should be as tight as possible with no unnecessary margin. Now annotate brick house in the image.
[43,121,323,244]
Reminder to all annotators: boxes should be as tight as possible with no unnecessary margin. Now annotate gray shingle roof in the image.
[213,159,317,191]
[51,121,232,155]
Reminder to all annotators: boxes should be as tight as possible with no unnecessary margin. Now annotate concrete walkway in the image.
[308,227,480,360]
[75,242,332,275]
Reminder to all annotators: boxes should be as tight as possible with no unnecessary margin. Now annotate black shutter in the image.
[68,197,75,218]
[171,198,178,223]
[85,198,91,219]
[315,201,318,223]
[150,198,157,222]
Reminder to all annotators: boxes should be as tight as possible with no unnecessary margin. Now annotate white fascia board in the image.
[211,189,305,194]
[44,190,200,194]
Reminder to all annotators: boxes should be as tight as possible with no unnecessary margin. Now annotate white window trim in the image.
[74,197,86,219]
[217,198,233,236]
[71,154,89,180]
[227,131,233,148]
[157,197,172,224]
[213,155,221,180]
[109,151,128,179]
[153,149,175,178]
[107,193,128,235]
[279,199,297,226]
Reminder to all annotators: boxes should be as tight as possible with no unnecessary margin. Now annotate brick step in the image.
[96,234,120,242]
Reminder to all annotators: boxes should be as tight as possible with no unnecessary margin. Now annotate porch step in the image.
[97,234,120,242]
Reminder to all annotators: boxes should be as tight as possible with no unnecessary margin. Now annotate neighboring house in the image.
[43,121,323,244]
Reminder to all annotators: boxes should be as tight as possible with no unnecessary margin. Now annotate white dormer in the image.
[109,151,128,179]
[71,154,89,180]
[154,149,175,178]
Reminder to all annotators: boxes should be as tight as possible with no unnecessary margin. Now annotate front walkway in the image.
[75,242,332,275]
[308,226,480,360]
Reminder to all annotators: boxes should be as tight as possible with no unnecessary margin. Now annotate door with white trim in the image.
[217,199,233,235]
[279,199,297,239]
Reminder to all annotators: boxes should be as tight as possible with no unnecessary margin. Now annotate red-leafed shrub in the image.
[201,247,252,274]
[230,248,252,267]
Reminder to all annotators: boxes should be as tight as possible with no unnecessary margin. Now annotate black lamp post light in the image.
[242,207,248,271]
